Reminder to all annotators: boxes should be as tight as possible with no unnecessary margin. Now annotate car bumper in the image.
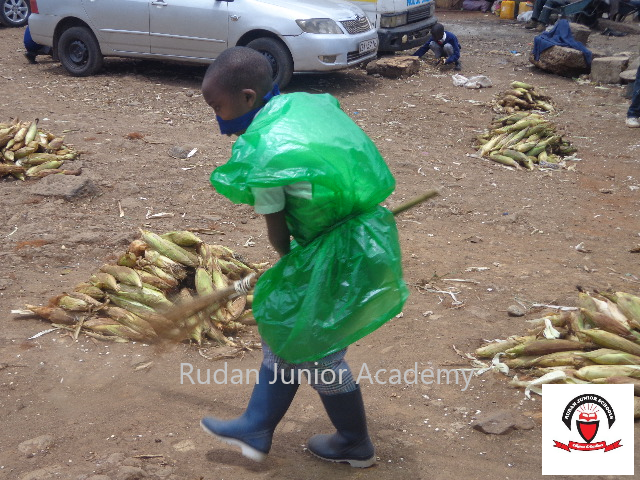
[27,14,58,47]
[288,32,378,72]
[378,17,438,52]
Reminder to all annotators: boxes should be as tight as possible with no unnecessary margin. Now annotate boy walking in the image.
[413,23,462,71]
[199,47,408,467]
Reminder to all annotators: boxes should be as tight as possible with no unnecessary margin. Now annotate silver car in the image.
[27,0,379,88]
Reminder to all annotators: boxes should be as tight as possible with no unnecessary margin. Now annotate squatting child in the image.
[413,22,462,71]
[199,47,408,468]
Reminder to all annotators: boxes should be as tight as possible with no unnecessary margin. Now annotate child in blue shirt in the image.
[413,23,462,71]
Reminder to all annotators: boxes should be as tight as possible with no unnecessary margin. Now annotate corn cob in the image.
[505,339,586,357]
[576,364,640,381]
[74,282,107,300]
[25,304,77,325]
[532,350,592,368]
[144,249,188,280]
[591,375,640,395]
[580,308,639,341]
[161,230,203,247]
[24,119,39,145]
[113,284,173,310]
[89,272,120,292]
[140,265,179,288]
[140,229,199,267]
[475,336,534,358]
[99,264,142,288]
[582,328,640,357]
[102,306,157,339]
[577,348,640,366]
[489,151,520,168]
[134,269,175,291]
[26,160,63,176]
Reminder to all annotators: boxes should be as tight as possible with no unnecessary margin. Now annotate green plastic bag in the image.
[211,93,408,363]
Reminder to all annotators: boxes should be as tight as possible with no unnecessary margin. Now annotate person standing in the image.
[626,63,640,127]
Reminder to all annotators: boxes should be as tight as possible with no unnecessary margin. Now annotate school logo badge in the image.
[542,384,634,475]
[552,393,621,453]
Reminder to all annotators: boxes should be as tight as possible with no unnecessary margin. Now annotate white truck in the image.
[348,0,438,53]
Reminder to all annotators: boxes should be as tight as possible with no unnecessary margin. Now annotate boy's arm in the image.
[264,210,291,257]
[445,36,461,64]
[412,36,433,57]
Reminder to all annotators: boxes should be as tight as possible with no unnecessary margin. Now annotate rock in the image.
[18,434,55,456]
[114,466,147,480]
[472,410,536,435]
[569,22,592,46]
[621,68,638,83]
[30,175,99,201]
[507,304,526,317]
[172,439,195,452]
[366,55,420,79]
[598,18,640,36]
[529,46,590,77]
[20,466,62,480]
[590,56,629,84]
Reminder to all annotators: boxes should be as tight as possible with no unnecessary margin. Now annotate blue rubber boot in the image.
[307,387,375,468]
[201,364,298,461]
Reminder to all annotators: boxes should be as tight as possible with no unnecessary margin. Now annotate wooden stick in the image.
[391,189,439,216]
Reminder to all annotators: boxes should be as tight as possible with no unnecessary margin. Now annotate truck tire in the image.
[58,26,104,77]
[0,0,30,27]
[246,37,293,90]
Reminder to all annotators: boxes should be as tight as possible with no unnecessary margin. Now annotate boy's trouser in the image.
[538,0,571,24]
[262,343,357,395]
[628,65,640,118]
[429,42,454,61]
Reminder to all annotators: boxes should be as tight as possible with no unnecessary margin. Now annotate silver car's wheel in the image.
[0,0,30,27]
[58,26,104,77]
[246,37,293,90]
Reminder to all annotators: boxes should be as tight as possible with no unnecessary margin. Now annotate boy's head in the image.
[201,47,274,134]
[431,23,444,41]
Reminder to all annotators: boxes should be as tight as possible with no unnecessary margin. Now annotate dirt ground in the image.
[1,10,639,480]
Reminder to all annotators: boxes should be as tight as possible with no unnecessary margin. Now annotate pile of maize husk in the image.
[493,81,555,114]
[21,230,268,345]
[0,118,79,180]
[475,111,577,170]
[474,290,640,418]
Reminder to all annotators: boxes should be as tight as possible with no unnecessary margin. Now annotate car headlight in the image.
[296,18,343,34]
[380,13,408,28]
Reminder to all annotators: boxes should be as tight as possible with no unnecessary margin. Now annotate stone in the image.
[30,175,99,201]
[18,434,55,456]
[114,466,147,480]
[507,304,526,317]
[621,68,638,84]
[529,46,590,77]
[598,18,640,36]
[20,466,63,480]
[590,56,629,84]
[472,410,536,435]
[366,55,420,79]
[568,22,592,46]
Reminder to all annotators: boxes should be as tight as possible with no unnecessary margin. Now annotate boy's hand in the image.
[433,58,444,66]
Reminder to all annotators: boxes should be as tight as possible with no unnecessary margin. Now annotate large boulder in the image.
[366,55,420,79]
[569,22,592,46]
[530,46,590,77]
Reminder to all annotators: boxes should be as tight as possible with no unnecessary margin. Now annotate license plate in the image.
[358,38,378,54]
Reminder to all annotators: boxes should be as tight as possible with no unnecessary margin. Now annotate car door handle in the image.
[151,1,167,6]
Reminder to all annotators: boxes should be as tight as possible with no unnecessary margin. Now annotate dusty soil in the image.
[1,10,639,480]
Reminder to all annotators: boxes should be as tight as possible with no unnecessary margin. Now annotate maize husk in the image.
[582,329,640,357]
[113,284,173,310]
[0,164,27,176]
[86,321,147,342]
[99,264,142,288]
[532,350,593,368]
[54,294,93,312]
[489,151,520,168]
[575,364,640,381]
[591,376,640,396]
[25,305,77,325]
[614,292,640,324]
[505,339,586,357]
[140,265,179,289]
[144,249,188,280]
[74,282,107,300]
[134,269,175,291]
[89,272,120,292]
[577,348,640,366]
[128,239,147,257]
[102,306,158,339]
[140,229,199,267]
[161,230,203,247]
[117,252,139,269]
[475,336,532,358]
[580,308,639,340]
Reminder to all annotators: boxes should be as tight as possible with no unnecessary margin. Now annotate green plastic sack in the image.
[210,93,408,363]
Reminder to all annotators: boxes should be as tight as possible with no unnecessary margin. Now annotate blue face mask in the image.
[216,84,280,135]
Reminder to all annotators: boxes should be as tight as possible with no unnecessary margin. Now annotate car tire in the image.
[57,26,103,77]
[246,37,293,90]
[0,0,30,27]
